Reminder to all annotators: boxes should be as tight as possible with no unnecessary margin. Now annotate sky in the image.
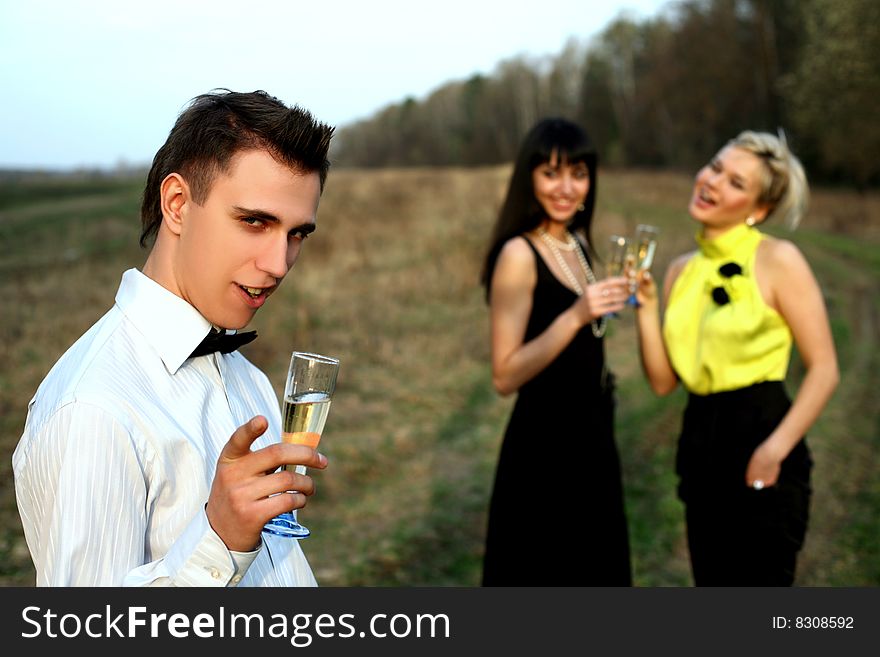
[0,0,671,170]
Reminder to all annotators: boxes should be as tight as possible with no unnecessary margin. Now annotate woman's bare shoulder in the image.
[758,234,807,264]
[493,235,537,288]
[498,234,535,261]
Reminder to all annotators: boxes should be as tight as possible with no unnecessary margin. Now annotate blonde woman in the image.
[635,131,839,585]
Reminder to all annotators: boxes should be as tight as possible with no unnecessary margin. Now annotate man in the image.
[13,90,334,586]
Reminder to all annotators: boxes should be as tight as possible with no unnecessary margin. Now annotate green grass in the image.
[0,176,144,211]
[0,166,876,586]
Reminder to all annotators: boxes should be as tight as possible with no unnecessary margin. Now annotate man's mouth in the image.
[239,285,269,299]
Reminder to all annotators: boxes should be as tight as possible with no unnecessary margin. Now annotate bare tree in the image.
[785,0,880,186]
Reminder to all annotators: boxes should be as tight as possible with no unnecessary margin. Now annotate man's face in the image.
[173,149,321,329]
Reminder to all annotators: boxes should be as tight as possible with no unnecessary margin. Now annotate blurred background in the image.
[1,0,877,586]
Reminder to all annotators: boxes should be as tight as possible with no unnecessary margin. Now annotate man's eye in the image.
[242,217,265,227]
[289,229,310,240]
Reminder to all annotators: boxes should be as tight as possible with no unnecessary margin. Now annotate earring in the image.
[577,203,585,212]
[745,216,756,226]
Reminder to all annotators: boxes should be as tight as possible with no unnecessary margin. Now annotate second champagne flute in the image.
[262,351,339,539]
[628,224,660,306]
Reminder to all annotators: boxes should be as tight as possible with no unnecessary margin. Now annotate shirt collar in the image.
[695,223,760,261]
[114,268,213,375]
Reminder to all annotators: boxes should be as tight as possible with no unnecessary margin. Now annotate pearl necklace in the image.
[538,228,607,338]
[539,228,578,251]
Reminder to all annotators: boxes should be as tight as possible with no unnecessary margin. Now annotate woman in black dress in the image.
[480,118,632,585]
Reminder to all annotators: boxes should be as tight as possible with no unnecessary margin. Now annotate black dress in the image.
[482,237,632,586]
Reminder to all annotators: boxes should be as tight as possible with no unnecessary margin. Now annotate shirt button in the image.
[231,575,242,584]
[210,567,221,580]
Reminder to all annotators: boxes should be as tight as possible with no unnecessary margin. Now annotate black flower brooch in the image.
[711,262,743,306]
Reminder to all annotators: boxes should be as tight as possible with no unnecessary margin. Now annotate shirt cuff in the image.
[160,510,261,586]
[228,540,261,586]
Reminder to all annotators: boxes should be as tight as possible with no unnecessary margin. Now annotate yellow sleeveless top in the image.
[663,223,792,395]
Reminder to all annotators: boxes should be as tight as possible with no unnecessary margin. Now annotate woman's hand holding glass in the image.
[633,267,660,310]
[574,277,629,325]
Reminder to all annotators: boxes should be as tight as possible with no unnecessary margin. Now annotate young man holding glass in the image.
[13,89,334,586]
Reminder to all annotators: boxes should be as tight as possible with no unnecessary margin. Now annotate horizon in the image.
[0,0,669,171]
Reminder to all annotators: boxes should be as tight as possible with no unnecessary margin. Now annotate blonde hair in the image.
[729,130,809,229]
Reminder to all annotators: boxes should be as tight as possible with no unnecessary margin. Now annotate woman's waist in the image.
[685,380,789,412]
[676,350,791,394]
[521,357,608,390]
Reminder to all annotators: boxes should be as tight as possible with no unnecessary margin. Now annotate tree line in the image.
[332,0,879,187]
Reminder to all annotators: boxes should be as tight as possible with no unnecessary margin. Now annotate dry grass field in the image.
[0,166,877,586]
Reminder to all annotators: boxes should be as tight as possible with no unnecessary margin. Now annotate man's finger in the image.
[254,469,317,500]
[219,415,268,463]
[249,443,329,475]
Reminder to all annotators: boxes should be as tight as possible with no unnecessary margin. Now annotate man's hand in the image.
[206,415,328,551]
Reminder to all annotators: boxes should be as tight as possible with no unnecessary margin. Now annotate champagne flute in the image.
[627,224,660,306]
[606,235,630,318]
[262,351,339,539]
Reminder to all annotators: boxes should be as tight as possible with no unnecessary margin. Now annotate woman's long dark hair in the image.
[480,118,599,299]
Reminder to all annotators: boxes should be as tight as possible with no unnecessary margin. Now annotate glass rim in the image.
[291,351,340,365]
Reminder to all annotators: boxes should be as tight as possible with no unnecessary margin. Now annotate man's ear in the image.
[159,173,189,236]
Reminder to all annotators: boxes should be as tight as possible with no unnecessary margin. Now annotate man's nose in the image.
[257,235,290,279]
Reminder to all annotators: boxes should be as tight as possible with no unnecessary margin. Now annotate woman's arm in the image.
[745,239,839,487]
[634,254,690,395]
[489,237,626,395]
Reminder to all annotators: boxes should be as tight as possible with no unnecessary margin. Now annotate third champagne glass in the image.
[263,351,339,539]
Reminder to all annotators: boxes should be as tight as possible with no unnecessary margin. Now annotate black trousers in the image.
[676,382,812,586]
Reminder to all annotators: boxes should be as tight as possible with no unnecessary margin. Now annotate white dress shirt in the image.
[13,268,318,587]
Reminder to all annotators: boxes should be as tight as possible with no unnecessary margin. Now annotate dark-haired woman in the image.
[481,118,632,586]
[634,131,839,585]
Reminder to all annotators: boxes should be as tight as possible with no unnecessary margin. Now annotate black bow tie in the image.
[190,329,258,358]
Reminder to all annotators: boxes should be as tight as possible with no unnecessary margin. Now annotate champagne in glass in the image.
[263,351,339,539]
[606,235,630,318]
[607,235,629,277]
[635,224,659,272]
[628,224,660,306]
[282,391,331,455]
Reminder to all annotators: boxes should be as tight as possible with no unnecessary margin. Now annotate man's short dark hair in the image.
[140,89,335,247]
